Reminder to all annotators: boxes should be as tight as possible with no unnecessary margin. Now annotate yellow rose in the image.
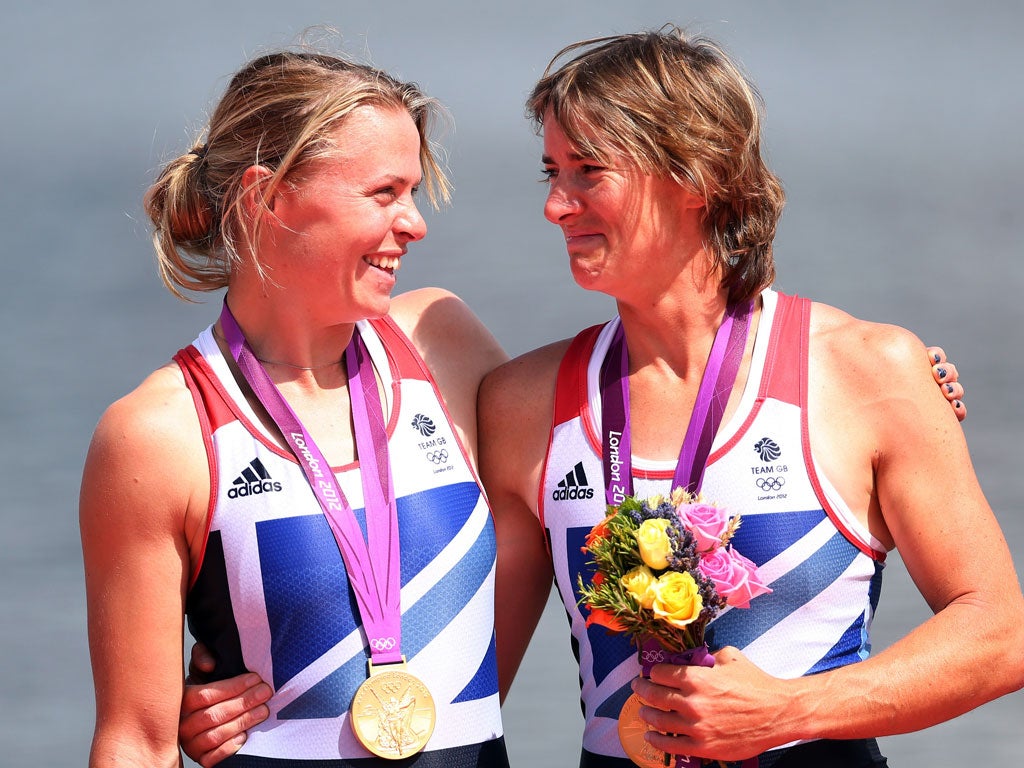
[634,518,672,570]
[650,571,703,629]
[621,566,656,609]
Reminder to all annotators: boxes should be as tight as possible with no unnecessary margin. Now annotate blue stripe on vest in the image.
[729,508,825,567]
[806,612,868,675]
[567,526,636,688]
[255,482,485,707]
[453,630,499,703]
[594,679,634,721]
[804,558,884,673]
[705,529,859,651]
[277,487,495,719]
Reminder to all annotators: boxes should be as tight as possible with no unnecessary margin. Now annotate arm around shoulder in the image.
[389,287,508,464]
[477,344,568,701]
[81,366,208,767]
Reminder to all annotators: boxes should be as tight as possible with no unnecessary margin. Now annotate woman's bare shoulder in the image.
[808,300,926,379]
[81,362,206,537]
[91,363,197,453]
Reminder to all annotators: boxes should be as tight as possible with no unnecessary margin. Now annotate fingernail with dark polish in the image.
[933,353,941,363]
[954,400,962,409]
[936,367,947,380]
[946,384,954,394]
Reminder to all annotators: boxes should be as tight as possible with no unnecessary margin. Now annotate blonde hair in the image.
[527,25,784,302]
[144,51,450,300]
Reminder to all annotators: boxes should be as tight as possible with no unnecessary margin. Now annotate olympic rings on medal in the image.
[369,637,397,652]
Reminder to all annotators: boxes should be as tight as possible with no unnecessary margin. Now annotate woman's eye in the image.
[539,168,557,182]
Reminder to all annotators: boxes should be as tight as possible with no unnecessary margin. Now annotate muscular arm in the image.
[800,320,1024,734]
[477,345,567,700]
[81,367,207,767]
[637,312,1023,760]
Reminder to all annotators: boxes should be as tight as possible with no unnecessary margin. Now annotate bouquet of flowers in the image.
[577,487,771,768]
[578,487,770,647]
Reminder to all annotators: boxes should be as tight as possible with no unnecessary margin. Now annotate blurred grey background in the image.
[2,1,1021,765]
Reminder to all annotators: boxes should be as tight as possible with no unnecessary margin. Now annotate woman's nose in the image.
[543,180,582,224]
[396,200,427,242]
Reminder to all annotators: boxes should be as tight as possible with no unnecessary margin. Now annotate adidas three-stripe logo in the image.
[227,457,284,499]
[551,461,595,501]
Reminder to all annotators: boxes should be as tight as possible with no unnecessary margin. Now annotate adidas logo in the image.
[552,461,595,501]
[227,457,283,499]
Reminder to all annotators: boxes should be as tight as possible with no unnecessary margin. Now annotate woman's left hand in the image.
[926,346,965,421]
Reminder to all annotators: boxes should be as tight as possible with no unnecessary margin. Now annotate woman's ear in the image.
[240,164,277,219]
[679,183,706,210]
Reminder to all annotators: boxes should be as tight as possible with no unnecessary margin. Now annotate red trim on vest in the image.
[552,324,602,428]
[759,292,802,406]
[783,295,885,563]
[175,347,238,433]
[705,293,802,471]
[750,293,883,561]
[546,293,885,562]
[369,316,486,494]
[175,348,221,589]
[540,325,604,534]
[174,346,295,461]
[368,317,429,381]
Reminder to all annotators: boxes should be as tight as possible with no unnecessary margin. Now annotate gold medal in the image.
[351,660,436,760]
[619,692,676,768]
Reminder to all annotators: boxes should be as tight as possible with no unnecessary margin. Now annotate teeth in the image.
[365,255,401,271]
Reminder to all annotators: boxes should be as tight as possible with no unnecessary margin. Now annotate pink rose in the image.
[676,502,730,553]
[698,546,772,608]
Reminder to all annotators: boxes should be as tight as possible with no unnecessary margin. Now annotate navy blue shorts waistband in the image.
[218,736,509,768]
[579,738,888,768]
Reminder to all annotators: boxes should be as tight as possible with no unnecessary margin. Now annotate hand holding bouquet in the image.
[577,488,771,768]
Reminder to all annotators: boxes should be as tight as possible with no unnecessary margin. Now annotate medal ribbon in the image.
[600,300,753,505]
[219,303,404,665]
